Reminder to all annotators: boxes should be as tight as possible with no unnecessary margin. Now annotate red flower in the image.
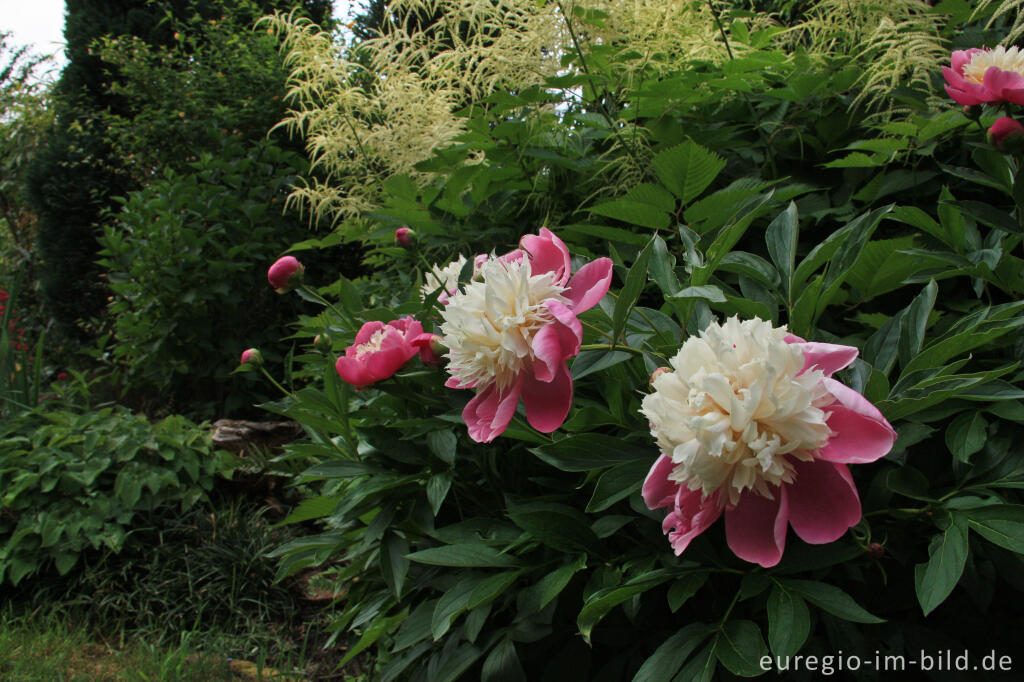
[335,318,424,388]
[267,256,304,293]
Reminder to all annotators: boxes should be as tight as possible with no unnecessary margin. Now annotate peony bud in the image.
[962,104,983,121]
[988,117,1024,153]
[649,366,672,388]
[240,348,263,367]
[267,255,304,293]
[411,333,446,366]
[313,333,333,353]
[394,227,416,247]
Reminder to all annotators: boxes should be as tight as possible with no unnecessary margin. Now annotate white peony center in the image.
[441,257,567,391]
[354,328,391,358]
[641,317,835,506]
[962,45,1024,84]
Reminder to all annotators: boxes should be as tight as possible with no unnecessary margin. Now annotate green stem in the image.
[299,285,354,327]
[259,366,296,401]
[580,343,646,356]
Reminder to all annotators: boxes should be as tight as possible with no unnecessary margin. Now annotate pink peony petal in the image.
[1002,87,1024,106]
[797,341,858,377]
[642,455,678,509]
[783,333,806,344]
[530,300,582,382]
[818,378,897,464]
[565,257,614,314]
[951,48,984,75]
[521,364,573,433]
[463,379,523,443]
[446,376,473,389]
[354,320,386,346]
[335,356,375,387]
[663,489,723,556]
[724,487,789,568]
[364,344,414,382]
[521,228,571,285]
[983,66,1024,99]
[786,460,862,544]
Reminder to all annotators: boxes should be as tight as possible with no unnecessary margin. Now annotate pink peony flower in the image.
[441,228,614,443]
[240,348,263,366]
[267,255,304,293]
[411,333,445,366]
[395,227,416,247]
[943,46,1024,106]
[988,116,1024,152]
[641,317,897,568]
[335,317,424,388]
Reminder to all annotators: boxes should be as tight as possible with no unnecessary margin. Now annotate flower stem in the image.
[259,366,296,401]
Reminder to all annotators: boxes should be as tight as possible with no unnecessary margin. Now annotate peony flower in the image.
[641,317,896,568]
[395,227,416,247]
[335,317,423,388]
[943,45,1024,106]
[267,255,304,293]
[411,332,446,366]
[240,348,263,367]
[421,254,488,304]
[988,116,1024,152]
[441,228,613,442]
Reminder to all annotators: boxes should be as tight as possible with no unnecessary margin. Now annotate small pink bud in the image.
[411,333,446,366]
[988,117,1024,153]
[649,366,672,388]
[394,227,416,247]
[240,348,263,367]
[268,256,304,293]
[962,104,982,121]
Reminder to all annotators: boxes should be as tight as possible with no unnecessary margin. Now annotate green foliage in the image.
[97,136,318,417]
[245,1,1024,678]
[0,405,238,586]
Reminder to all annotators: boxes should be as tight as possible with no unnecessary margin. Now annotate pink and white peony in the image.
[943,46,1024,106]
[441,229,613,442]
[641,317,896,568]
[335,317,423,388]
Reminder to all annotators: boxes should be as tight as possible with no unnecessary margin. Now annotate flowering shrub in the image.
[249,8,1024,681]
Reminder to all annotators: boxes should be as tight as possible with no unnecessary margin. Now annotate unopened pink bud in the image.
[988,117,1024,153]
[240,348,263,367]
[268,256,304,293]
[395,227,416,247]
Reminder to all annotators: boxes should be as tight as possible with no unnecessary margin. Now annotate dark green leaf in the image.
[914,515,968,616]
[783,579,884,623]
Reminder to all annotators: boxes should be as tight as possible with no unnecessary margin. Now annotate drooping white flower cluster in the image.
[440,257,566,391]
[421,255,471,301]
[641,317,835,506]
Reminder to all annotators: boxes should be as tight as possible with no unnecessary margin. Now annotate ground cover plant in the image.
[236,1,1024,679]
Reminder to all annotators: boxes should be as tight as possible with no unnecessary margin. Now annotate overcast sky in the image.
[1,0,354,79]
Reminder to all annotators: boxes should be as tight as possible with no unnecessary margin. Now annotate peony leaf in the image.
[914,515,968,616]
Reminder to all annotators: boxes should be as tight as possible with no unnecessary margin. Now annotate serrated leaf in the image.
[589,200,670,229]
[652,141,726,204]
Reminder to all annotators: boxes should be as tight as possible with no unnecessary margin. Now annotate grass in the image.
[0,610,237,681]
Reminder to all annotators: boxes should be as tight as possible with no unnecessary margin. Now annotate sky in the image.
[1,0,353,79]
